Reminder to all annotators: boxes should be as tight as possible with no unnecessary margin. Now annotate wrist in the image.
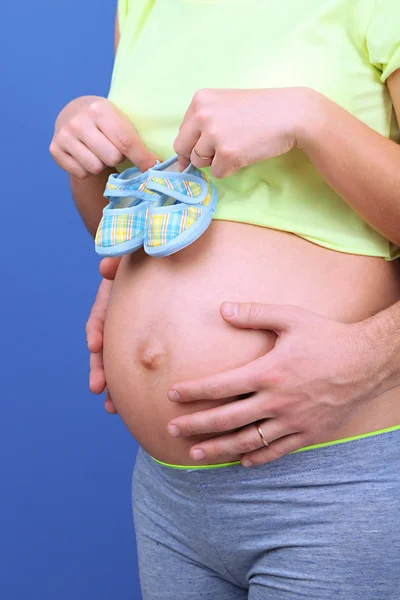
[292,87,329,152]
[69,167,113,237]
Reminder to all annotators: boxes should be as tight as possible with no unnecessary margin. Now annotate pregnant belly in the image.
[103,221,400,465]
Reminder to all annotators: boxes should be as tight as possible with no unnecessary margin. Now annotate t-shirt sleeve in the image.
[117,0,129,35]
[366,0,400,82]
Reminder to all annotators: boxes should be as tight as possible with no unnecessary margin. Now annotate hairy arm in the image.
[298,70,400,245]
[362,300,400,393]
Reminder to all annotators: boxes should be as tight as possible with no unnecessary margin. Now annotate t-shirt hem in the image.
[211,216,399,261]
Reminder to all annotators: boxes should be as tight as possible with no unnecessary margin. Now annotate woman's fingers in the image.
[90,361,118,415]
[168,358,264,403]
[190,134,215,169]
[62,138,106,176]
[99,257,121,280]
[167,393,268,437]
[77,122,125,167]
[95,101,158,171]
[174,118,201,170]
[188,419,298,464]
[50,143,88,179]
[86,278,114,353]
[89,351,106,394]
[86,310,103,355]
[50,97,158,178]
[87,278,117,411]
[104,389,118,414]
[174,119,216,170]
[89,351,118,414]
[90,353,119,415]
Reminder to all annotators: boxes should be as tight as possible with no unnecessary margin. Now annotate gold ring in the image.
[257,423,269,447]
[193,147,214,161]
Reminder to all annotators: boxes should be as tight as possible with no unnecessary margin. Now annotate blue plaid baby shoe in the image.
[144,158,217,257]
[94,156,178,257]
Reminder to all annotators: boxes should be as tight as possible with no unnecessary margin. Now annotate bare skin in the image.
[52,15,400,466]
[102,221,400,466]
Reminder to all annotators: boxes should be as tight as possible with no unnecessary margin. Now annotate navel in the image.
[138,335,167,370]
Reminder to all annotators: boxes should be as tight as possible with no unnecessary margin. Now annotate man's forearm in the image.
[361,301,400,395]
[70,168,113,237]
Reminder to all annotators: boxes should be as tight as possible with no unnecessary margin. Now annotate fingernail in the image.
[167,424,182,438]
[168,391,180,402]
[192,448,206,461]
[242,459,253,467]
[221,302,238,318]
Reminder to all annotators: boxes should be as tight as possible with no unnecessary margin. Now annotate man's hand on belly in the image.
[165,301,400,467]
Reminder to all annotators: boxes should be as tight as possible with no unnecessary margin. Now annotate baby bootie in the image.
[144,158,217,257]
[94,156,178,257]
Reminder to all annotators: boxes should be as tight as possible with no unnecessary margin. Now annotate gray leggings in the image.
[132,429,400,599]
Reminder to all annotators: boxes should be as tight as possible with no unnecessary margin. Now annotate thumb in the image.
[220,302,306,333]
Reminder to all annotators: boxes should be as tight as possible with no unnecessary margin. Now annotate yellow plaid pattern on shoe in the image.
[95,155,191,257]
[95,207,147,248]
[199,174,213,208]
[146,206,203,247]
[144,163,217,257]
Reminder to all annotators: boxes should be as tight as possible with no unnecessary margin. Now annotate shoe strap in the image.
[104,166,159,202]
[146,168,208,205]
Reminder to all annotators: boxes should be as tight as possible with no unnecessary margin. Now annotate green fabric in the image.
[292,424,400,452]
[150,424,400,470]
[150,457,242,470]
[110,0,400,260]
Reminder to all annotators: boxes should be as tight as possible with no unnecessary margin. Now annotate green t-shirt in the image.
[109,0,400,260]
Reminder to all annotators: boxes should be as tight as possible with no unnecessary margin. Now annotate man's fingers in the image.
[89,352,106,394]
[241,433,308,467]
[188,419,295,463]
[220,302,310,332]
[99,257,121,280]
[168,361,263,403]
[167,393,268,437]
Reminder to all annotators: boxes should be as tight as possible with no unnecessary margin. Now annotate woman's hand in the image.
[166,302,392,466]
[174,87,312,177]
[50,95,158,178]
[86,257,121,415]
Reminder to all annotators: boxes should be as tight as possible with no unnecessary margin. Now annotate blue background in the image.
[2,1,142,598]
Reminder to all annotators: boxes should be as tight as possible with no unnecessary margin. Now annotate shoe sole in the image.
[95,233,145,257]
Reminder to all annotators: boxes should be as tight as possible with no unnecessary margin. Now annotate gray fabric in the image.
[132,430,400,599]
